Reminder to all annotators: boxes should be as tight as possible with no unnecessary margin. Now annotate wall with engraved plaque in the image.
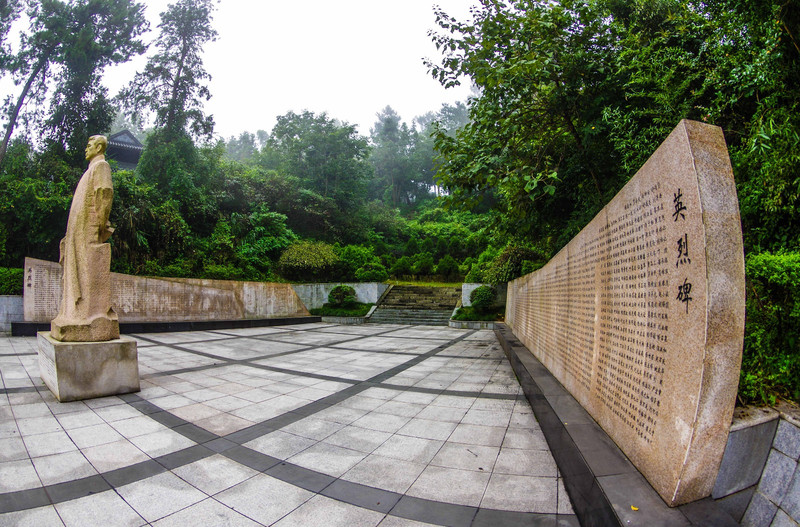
[506,120,745,506]
[24,259,310,323]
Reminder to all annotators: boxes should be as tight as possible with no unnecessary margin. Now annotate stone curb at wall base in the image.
[494,323,738,527]
[721,403,800,526]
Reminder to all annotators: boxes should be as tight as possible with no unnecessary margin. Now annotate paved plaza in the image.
[0,323,577,526]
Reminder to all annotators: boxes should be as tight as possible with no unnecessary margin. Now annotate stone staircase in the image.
[368,285,461,326]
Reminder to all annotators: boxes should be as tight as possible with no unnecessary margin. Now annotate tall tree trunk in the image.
[165,40,190,136]
[0,52,51,165]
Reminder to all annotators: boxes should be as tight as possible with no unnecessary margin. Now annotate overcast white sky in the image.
[104,0,477,139]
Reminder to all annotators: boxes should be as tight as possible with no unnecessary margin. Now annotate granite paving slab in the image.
[0,323,575,526]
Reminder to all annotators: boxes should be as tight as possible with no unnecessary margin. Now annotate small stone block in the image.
[781,466,800,520]
[770,509,798,527]
[758,450,796,504]
[714,419,779,497]
[743,492,778,527]
[37,331,139,402]
[775,421,800,460]
[715,486,756,523]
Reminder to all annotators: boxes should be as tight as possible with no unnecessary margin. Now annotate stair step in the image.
[371,285,460,326]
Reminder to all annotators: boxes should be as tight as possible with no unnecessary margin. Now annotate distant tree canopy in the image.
[370,106,439,208]
[261,111,371,209]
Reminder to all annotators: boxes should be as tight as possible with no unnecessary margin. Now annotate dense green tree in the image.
[602,0,800,252]
[224,131,266,162]
[428,0,800,252]
[414,101,470,136]
[428,0,624,246]
[0,0,148,165]
[119,0,217,139]
[370,106,416,206]
[264,110,371,212]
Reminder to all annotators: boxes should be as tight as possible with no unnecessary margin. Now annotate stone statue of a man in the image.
[51,135,119,342]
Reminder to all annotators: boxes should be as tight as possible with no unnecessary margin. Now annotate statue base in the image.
[50,314,119,342]
[38,332,139,402]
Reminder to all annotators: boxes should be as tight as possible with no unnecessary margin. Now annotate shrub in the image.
[412,252,435,275]
[435,254,460,279]
[355,262,389,282]
[141,260,163,277]
[335,244,377,281]
[278,241,338,281]
[470,285,496,314]
[484,245,544,284]
[328,284,357,306]
[452,306,498,321]
[459,257,475,276]
[740,251,800,404]
[521,259,545,276]
[202,263,246,281]
[465,263,487,283]
[159,258,195,278]
[0,267,23,295]
[389,255,413,277]
[310,302,373,317]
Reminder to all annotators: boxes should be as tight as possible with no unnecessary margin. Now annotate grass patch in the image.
[310,302,373,317]
[452,306,503,322]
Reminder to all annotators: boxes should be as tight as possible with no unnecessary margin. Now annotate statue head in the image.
[85,135,108,161]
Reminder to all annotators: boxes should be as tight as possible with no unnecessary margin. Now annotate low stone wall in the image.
[449,319,496,330]
[713,405,800,525]
[0,295,23,331]
[24,258,310,323]
[505,120,745,506]
[320,316,367,325]
[291,282,389,310]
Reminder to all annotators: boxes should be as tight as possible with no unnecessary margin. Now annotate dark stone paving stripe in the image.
[264,460,336,493]
[391,495,478,527]
[224,445,281,473]
[320,479,401,514]
[156,444,215,470]
[375,383,519,400]
[44,475,111,504]
[471,508,572,526]
[102,459,165,488]
[0,488,50,514]
[1,386,41,394]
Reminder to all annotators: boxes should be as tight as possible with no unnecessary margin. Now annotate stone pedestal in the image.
[37,331,139,402]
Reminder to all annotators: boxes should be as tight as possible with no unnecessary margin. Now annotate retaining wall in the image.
[713,405,800,526]
[291,283,389,310]
[0,296,23,331]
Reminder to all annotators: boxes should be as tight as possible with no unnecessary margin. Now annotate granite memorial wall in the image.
[24,257,310,323]
[506,120,745,506]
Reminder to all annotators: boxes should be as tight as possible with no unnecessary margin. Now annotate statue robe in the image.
[51,154,119,342]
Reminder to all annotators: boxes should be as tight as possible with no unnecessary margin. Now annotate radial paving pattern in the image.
[0,323,577,526]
